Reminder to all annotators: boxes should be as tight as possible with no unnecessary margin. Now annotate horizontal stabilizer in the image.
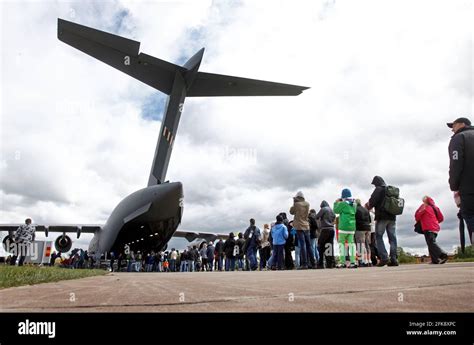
[173,229,228,242]
[187,71,309,97]
[57,18,182,95]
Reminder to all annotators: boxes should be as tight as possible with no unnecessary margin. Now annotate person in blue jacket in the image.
[271,215,289,270]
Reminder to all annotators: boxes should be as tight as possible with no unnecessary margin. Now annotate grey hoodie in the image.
[315,201,336,230]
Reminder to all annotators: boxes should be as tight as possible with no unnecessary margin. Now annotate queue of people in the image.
[6,117,472,269]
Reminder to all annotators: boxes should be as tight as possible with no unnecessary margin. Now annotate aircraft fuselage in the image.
[90,182,183,255]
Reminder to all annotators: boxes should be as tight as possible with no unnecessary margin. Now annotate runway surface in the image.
[0,263,473,312]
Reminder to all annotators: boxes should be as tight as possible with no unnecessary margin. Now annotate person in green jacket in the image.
[334,188,358,268]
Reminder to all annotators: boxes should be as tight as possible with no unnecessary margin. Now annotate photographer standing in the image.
[10,218,35,266]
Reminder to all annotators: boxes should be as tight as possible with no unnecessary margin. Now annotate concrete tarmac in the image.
[0,263,473,312]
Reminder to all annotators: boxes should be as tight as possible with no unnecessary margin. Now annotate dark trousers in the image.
[370,232,379,265]
[10,255,26,266]
[259,246,271,269]
[273,244,285,269]
[424,231,447,263]
[318,229,335,268]
[460,193,474,244]
[284,242,294,269]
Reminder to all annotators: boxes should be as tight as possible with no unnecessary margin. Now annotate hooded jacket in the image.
[315,201,336,230]
[356,204,372,231]
[449,126,474,193]
[271,223,289,245]
[368,176,396,221]
[415,197,444,233]
[289,196,310,230]
[334,199,357,232]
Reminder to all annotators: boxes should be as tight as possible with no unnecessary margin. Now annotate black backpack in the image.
[383,186,405,216]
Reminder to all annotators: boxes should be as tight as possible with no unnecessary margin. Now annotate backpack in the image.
[382,186,405,216]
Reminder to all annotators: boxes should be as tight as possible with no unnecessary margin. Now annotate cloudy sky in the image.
[0,0,472,256]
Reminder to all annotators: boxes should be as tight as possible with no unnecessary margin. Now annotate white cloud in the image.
[1,0,472,256]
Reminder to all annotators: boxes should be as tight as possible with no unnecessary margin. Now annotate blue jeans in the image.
[218,255,224,271]
[169,259,176,272]
[246,246,258,270]
[225,257,235,271]
[295,246,300,268]
[187,260,194,272]
[127,260,134,272]
[375,220,397,261]
[180,261,187,272]
[273,244,284,269]
[310,238,320,262]
[267,252,274,268]
[237,258,244,270]
[208,258,214,271]
[296,230,315,267]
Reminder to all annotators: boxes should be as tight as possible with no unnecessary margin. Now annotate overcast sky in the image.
[0,0,472,256]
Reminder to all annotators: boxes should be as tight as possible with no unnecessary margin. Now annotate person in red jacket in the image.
[415,196,448,264]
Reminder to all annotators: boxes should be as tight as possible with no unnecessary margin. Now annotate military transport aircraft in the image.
[1,19,308,256]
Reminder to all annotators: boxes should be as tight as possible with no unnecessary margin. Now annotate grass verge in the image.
[0,265,107,289]
[450,258,474,263]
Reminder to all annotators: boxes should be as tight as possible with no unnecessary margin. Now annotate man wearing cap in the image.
[447,117,474,244]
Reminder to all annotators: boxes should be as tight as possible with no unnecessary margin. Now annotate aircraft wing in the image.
[57,18,184,95]
[187,71,309,97]
[0,224,102,238]
[173,229,228,242]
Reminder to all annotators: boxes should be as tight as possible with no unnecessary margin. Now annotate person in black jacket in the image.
[315,201,336,269]
[223,233,236,271]
[447,117,474,246]
[236,232,245,270]
[215,239,225,271]
[355,200,372,267]
[365,176,399,267]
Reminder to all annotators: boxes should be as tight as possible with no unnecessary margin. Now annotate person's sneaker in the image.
[348,263,358,269]
[297,266,308,270]
[336,264,345,268]
[376,260,389,267]
[439,255,448,264]
[388,260,399,267]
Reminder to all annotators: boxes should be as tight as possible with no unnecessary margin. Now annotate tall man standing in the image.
[447,117,474,245]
